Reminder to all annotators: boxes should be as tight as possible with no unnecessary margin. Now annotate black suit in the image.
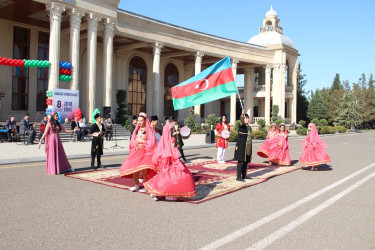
[5,120,17,141]
[71,121,83,141]
[20,118,36,144]
[172,124,186,162]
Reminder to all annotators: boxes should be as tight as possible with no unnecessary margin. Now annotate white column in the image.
[244,66,254,123]
[292,65,298,124]
[47,2,65,91]
[280,64,286,119]
[153,42,163,118]
[194,51,204,117]
[265,64,272,125]
[69,8,84,91]
[229,58,238,125]
[103,18,115,108]
[87,13,101,120]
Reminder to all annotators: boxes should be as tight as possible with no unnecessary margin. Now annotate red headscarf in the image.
[152,122,181,164]
[302,123,327,149]
[129,115,156,155]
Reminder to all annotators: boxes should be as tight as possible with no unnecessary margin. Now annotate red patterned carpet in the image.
[65,160,301,204]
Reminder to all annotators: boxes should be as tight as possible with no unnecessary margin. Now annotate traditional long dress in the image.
[144,123,196,198]
[268,130,291,166]
[257,126,278,158]
[42,122,72,175]
[120,117,157,178]
[234,114,253,179]
[299,123,331,166]
[215,122,230,148]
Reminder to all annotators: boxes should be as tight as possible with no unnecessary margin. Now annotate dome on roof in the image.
[248,32,295,49]
[266,6,277,17]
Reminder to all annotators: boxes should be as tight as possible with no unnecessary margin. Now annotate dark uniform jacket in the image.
[234,114,253,162]
[172,123,184,148]
[90,123,105,156]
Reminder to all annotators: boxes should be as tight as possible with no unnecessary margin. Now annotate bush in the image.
[334,126,347,133]
[319,125,332,134]
[257,119,266,128]
[205,114,220,130]
[311,118,320,126]
[258,126,267,134]
[184,109,200,132]
[296,127,308,135]
[252,130,267,140]
[320,119,328,126]
[275,119,285,127]
[234,120,241,131]
[328,126,335,134]
[228,129,238,142]
[124,119,131,130]
[298,120,306,127]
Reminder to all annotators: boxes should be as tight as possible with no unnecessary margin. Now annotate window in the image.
[164,63,179,117]
[12,26,30,110]
[36,32,49,111]
[128,56,147,115]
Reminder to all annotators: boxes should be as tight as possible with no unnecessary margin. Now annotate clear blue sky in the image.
[118,0,374,93]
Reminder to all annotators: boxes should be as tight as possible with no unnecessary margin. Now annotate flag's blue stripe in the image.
[175,56,232,87]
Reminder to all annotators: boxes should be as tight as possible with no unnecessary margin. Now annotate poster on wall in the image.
[52,88,79,120]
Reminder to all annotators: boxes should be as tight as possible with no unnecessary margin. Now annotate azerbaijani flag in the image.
[171,56,238,110]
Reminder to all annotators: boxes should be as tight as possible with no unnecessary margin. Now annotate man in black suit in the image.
[20,114,36,144]
[5,116,17,142]
[129,115,137,138]
[171,117,187,162]
[71,116,83,141]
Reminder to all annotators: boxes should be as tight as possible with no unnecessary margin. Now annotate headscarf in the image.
[129,115,156,155]
[152,123,181,164]
[302,123,327,149]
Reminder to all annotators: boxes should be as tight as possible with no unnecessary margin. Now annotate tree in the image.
[320,74,344,124]
[115,90,128,126]
[271,105,279,123]
[184,108,200,132]
[296,63,309,122]
[335,91,362,129]
[331,73,343,91]
[307,90,328,120]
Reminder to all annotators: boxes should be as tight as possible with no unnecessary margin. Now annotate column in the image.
[193,51,204,117]
[69,8,85,90]
[244,66,254,123]
[47,2,65,91]
[103,18,115,108]
[153,42,163,118]
[230,58,239,125]
[292,65,298,124]
[265,64,272,125]
[87,13,101,120]
[280,63,286,119]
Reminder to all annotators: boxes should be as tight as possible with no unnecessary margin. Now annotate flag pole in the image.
[236,87,244,110]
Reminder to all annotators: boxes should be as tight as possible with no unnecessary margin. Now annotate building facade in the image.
[0,1,298,125]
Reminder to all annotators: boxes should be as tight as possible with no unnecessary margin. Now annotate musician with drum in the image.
[172,117,187,162]
[214,114,231,164]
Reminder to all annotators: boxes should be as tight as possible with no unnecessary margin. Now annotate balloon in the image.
[57,112,62,123]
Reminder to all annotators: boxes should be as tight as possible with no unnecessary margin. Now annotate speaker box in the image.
[205,129,215,144]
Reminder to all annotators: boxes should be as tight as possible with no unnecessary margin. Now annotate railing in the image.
[253,117,265,123]
[253,85,266,92]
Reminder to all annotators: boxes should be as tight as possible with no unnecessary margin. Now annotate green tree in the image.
[271,105,279,123]
[335,91,362,129]
[184,108,200,132]
[296,63,309,122]
[115,90,128,126]
[307,90,328,120]
[205,113,220,130]
[321,74,344,124]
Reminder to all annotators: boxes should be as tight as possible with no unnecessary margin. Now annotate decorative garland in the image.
[59,61,72,82]
[0,57,50,67]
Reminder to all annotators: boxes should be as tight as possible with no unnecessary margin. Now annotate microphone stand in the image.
[110,112,124,150]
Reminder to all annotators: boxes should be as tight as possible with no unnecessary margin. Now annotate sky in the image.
[118,0,375,93]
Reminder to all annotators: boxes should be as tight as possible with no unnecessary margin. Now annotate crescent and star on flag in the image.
[195,79,209,91]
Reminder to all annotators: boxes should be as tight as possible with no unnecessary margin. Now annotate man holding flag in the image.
[171,56,239,111]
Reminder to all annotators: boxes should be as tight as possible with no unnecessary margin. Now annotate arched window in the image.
[164,63,179,117]
[128,56,147,115]
[265,21,272,31]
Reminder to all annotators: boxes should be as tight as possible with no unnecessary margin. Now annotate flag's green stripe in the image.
[173,81,238,110]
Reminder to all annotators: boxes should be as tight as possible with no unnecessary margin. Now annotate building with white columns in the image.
[0,1,298,126]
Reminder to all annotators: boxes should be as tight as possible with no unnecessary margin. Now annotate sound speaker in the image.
[205,129,215,144]
[103,106,111,118]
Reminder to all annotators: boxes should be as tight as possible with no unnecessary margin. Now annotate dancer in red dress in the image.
[120,112,157,192]
[268,123,291,166]
[214,114,230,163]
[144,122,196,201]
[257,123,278,159]
[299,123,331,170]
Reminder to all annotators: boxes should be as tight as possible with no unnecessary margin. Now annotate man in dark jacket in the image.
[171,117,186,162]
[71,116,83,141]
[233,110,252,181]
[129,115,137,138]
[20,114,36,144]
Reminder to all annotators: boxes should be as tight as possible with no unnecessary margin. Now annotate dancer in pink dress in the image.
[38,112,75,174]
[299,123,331,170]
[268,123,291,166]
[144,123,196,201]
[257,123,278,159]
[120,112,157,191]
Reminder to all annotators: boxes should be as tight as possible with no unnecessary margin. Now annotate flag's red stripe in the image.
[171,67,234,99]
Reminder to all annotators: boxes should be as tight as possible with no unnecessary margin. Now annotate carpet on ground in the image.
[65,160,301,204]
